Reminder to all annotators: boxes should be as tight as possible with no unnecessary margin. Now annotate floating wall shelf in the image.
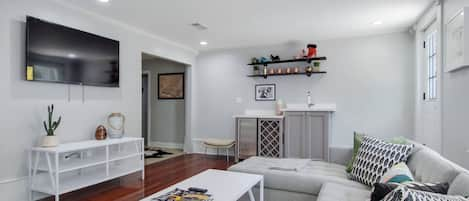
[247,56,328,78]
[248,72,327,78]
[248,57,327,66]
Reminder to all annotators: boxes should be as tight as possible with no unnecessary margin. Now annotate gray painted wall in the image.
[194,32,416,149]
[143,58,186,146]
[0,0,196,200]
[442,0,469,169]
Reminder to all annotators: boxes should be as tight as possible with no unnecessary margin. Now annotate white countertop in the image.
[233,114,284,119]
[280,104,336,112]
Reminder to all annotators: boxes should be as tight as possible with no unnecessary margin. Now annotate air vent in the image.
[191,22,208,31]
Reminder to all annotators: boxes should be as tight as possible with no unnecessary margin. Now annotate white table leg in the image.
[28,151,32,201]
[55,152,59,201]
[248,189,255,201]
[259,179,264,201]
[141,140,145,181]
[45,153,56,189]
[226,148,229,163]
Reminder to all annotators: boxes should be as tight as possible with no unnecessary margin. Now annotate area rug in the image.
[144,147,184,165]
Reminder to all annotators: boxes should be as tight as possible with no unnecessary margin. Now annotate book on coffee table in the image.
[151,188,213,201]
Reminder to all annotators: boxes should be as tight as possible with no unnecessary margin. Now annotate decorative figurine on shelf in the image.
[251,57,259,64]
[268,68,275,75]
[305,66,314,76]
[313,62,321,72]
[295,49,307,59]
[294,67,300,73]
[307,44,318,58]
[95,125,107,140]
[276,68,283,74]
[270,54,280,62]
[259,57,269,63]
[41,104,62,147]
[108,112,125,138]
[253,66,260,75]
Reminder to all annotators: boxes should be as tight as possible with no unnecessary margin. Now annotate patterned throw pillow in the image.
[379,162,414,183]
[346,132,365,173]
[350,136,414,186]
[371,182,450,201]
[382,186,469,201]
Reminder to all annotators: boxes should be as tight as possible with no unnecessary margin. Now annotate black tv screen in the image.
[26,16,119,87]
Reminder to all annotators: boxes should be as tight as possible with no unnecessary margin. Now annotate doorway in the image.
[141,53,187,165]
[142,72,150,147]
[416,20,442,153]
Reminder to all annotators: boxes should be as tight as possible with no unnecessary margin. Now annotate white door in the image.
[417,21,442,152]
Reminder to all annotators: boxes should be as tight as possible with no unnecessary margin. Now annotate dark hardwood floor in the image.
[40,154,234,201]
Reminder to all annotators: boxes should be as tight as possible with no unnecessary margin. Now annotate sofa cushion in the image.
[407,147,460,184]
[382,186,469,201]
[317,182,371,201]
[350,136,414,186]
[371,182,449,201]
[449,172,469,197]
[228,157,368,195]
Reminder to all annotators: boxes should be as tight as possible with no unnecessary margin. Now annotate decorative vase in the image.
[253,66,260,75]
[305,66,313,76]
[95,125,107,140]
[313,62,321,72]
[108,113,125,138]
[40,135,59,147]
[276,99,286,115]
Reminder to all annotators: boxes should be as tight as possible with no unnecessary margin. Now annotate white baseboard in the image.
[149,141,184,149]
[0,177,48,201]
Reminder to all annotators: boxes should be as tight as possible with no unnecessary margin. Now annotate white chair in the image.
[203,139,236,162]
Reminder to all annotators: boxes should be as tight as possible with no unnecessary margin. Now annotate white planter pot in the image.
[41,135,59,147]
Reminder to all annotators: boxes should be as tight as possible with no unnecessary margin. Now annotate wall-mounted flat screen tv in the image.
[26,16,120,87]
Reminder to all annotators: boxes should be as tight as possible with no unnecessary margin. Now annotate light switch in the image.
[235,97,243,104]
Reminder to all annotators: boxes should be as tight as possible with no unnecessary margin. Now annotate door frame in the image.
[142,71,152,146]
[414,4,443,153]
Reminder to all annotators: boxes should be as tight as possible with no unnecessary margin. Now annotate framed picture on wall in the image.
[158,73,184,99]
[255,84,276,101]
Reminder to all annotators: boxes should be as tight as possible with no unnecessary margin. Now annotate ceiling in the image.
[61,0,434,51]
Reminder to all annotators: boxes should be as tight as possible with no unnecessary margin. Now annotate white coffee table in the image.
[141,169,264,201]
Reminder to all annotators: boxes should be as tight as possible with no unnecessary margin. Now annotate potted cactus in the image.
[41,104,62,147]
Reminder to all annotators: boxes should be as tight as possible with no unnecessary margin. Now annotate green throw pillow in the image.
[346,132,364,173]
[346,133,409,173]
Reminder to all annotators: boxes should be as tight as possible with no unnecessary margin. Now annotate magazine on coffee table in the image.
[151,188,213,201]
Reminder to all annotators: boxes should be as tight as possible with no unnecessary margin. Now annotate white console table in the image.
[28,137,144,201]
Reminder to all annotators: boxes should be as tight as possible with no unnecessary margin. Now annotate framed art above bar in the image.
[158,73,184,99]
[255,84,276,101]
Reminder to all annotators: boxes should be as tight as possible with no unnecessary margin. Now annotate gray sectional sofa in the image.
[229,142,469,201]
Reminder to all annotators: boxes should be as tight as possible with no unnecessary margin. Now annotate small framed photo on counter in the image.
[255,84,276,101]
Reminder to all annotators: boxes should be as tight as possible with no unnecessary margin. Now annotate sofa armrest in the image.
[329,146,352,166]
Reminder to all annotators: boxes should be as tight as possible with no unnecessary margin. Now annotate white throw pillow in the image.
[380,162,414,183]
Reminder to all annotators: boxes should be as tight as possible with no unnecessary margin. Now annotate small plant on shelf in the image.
[40,104,62,147]
[43,104,61,136]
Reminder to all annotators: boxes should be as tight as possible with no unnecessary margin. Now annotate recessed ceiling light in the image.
[373,20,383,25]
[200,41,208,46]
[98,0,110,3]
[461,12,465,16]
[67,53,76,58]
